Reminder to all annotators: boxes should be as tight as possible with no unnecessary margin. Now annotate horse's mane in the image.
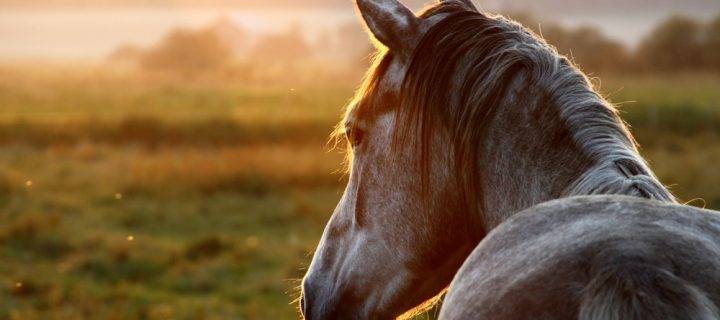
[343,2,675,222]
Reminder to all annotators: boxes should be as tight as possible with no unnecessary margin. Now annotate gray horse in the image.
[441,196,720,319]
[301,0,718,319]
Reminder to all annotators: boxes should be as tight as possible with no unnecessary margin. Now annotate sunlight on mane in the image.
[397,289,447,320]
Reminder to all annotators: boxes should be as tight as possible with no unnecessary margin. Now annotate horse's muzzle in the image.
[302,272,371,319]
[300,279,315,319]
[300,277,343,320]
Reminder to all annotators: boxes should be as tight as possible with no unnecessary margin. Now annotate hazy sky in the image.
[1,0,719,11]
[1,0,718,60]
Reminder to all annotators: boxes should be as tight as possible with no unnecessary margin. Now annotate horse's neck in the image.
[564,155,676,202]
[479,97,675,231]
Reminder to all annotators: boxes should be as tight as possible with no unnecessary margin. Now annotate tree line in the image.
[110,12,720,76]
[512,12,720,74]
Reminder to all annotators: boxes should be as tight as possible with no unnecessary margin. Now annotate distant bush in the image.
[637,16,705,72]
[633,12,720,73]
[544,25,630,74]
[140,28,233,76]
[107,44,144,63]
[249,27,310,65]
[206,16,247,55]
[507,13,630,74]
[510,12,720,74]
[706,15,720,71]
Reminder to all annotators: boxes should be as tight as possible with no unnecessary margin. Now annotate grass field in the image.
[0,65,719,319]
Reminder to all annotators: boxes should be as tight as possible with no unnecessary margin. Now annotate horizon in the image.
[0,1,719,60]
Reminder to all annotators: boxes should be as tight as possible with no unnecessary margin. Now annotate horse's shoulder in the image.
[443,197,720,319]
[460,195,720,285]
[476,196,720,255]
[501,195,720,234]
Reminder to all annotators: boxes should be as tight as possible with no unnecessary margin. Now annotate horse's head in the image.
[301,1,482,318]
[302,0,674,317]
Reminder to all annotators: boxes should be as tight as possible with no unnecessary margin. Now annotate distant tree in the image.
[705,13,720,71]
[141,28,232,76]
[637,15,704,72]
[553,26,629,74]
[107,44,144,63]
[205,16,247,55]
[250,26,311,65]
[506,12,629,74]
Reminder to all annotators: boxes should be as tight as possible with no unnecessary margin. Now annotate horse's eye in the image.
[346,127,365,147]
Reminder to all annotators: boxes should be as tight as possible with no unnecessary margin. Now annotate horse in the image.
[300,0,715,318]
[441,196,720,319]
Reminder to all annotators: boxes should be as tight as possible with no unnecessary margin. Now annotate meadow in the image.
[0,64,719,319]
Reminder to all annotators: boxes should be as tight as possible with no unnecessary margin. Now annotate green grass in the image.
[0,65,718,319]
[0,144,343,319]
[602,73,720,133]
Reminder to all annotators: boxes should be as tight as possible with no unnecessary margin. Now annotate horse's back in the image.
[441,195,720,320]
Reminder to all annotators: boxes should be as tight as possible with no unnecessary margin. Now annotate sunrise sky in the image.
[1,0,719,60]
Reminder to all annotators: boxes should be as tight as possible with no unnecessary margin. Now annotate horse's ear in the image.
[355,0,420,54]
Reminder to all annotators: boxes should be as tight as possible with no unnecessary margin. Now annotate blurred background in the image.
[1,0,719,319]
